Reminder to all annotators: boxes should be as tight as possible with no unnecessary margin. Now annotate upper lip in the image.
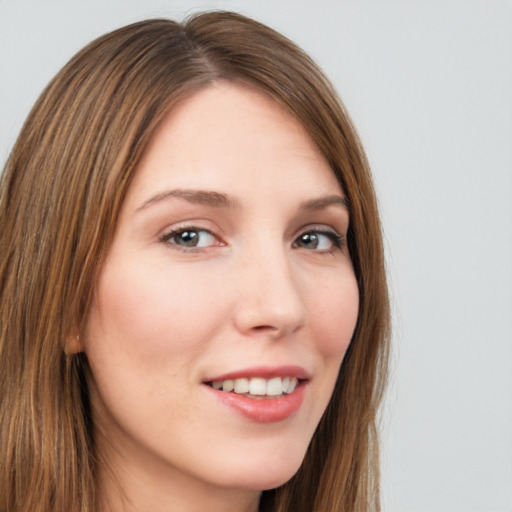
[203,365,311,382]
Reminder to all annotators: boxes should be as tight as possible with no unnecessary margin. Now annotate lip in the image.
[203,365,311,382]
[202,365,310,423]
[204,381,307,423]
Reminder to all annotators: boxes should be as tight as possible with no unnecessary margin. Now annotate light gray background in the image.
[1,1,511,511]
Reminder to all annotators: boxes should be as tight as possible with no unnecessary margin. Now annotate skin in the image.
[82,82,359,512]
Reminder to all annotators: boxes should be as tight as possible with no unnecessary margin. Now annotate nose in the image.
[232,245,307,339]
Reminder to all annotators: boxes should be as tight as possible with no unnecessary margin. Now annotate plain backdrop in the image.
[1,1,511,511]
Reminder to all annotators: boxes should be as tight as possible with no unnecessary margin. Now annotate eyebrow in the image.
[137,189,243,211]
[299,195,350,212]
[137,188,349,213]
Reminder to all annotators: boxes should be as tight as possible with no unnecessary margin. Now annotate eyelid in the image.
[295,224,343,239]
[159,224,225,252]
[293,225,347,251]
[158,222,346,254]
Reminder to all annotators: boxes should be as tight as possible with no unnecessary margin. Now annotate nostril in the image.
[251,325,286,337]
[253,325,274,331]
[249,323,303,339]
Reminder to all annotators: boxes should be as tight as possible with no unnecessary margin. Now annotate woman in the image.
[0,11,389,512]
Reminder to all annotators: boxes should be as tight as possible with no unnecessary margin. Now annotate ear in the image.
[64,330,83,355]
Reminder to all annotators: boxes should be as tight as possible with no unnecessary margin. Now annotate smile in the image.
[203,366,310,422]
[207,376,299,398]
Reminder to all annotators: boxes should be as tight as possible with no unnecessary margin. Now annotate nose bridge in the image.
[233,232,306,337]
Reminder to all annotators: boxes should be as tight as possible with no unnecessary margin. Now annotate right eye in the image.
[161,227,218,249]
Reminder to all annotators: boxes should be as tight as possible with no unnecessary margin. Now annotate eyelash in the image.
[159,225,221,253]
[292,229,346,252]
[159,225,346,254]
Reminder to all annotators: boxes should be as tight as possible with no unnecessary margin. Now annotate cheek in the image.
[87,257,228,360]
[83,257,232,432]
[306,270,360,362]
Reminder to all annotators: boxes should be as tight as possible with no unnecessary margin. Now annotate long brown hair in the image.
[0,11,390,512]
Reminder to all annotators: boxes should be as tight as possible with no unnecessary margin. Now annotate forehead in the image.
[124,82,341,210]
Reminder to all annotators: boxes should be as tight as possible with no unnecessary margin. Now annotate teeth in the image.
[222,379,234,392]
[234,378,249,394]
[249,377,267,395]
[210,376,300,396]
[288,377,298,393]
[266,377,282,396]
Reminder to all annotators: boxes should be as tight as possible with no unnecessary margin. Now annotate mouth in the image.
[205,376,301,399]
[202,366,309,423]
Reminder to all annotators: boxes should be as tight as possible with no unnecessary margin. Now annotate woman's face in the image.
[84,82,359,502]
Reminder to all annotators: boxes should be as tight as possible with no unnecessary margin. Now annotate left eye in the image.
[163,228,217,248]
[293,230,341,251]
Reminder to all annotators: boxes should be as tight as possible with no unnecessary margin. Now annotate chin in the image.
[218,451,305,492]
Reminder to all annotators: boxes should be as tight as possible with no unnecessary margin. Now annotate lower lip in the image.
[204,382,307,423]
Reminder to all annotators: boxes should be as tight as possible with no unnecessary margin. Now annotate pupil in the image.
[178,231,198,246]
[301,233,318,248]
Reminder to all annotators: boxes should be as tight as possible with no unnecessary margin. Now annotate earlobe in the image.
[64,332,83,355]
